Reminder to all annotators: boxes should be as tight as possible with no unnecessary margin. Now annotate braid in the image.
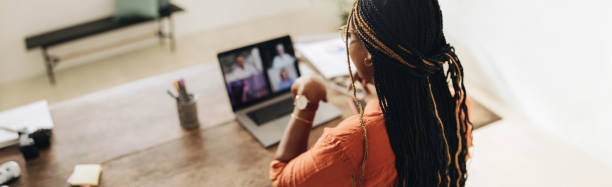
[345,0,470,186]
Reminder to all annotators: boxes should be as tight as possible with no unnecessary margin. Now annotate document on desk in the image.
[296,38,357,79]
[0,100,54,148]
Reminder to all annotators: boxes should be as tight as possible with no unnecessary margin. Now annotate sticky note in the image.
[68,164,102,186]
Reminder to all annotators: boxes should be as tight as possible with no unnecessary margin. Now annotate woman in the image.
[270,0,472,186]
[278,68,294,91]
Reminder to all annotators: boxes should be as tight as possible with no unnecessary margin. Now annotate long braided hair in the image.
[344,0,470,186]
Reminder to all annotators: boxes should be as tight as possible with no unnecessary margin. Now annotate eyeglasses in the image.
[338,25,353,43]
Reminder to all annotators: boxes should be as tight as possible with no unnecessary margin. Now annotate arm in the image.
[274,75,327,162]
[274,108,316,161]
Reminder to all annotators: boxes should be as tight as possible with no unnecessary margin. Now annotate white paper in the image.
[298,63,315,76]
[0,130,18,149]
[296,38,357,79]
[0,100,54,148]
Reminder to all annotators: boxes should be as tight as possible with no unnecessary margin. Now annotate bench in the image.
[24,3,184,84]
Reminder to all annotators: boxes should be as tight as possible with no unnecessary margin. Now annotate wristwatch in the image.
[294,95,309,110]
[293,95,314,124]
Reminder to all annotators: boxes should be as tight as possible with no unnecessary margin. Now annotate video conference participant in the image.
[227,79,249,106]
[271,44,296,69]
[224,48,268,107]
[277,68,294,91]
[226,55,259,82]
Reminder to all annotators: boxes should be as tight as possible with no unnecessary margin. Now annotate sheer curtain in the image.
[440,0,612,168]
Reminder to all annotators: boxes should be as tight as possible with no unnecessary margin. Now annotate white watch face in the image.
[295,95,308,110]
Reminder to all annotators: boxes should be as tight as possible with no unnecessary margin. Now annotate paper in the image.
[68,164,102,186]
[0,100,54,148]
[0,130,18,149]
[296,38,357,79]
[298,63,315,76]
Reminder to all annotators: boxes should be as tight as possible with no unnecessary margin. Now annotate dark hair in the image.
[235,54,244,60]
[345,0,470,186]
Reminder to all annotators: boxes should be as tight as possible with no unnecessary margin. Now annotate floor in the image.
[0,1,341,111]
[1,4,612,187]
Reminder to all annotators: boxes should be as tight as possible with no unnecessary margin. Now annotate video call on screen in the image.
[219,37,299,108]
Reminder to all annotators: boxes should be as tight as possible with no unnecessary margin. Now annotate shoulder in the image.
[327,114,385,138]
[321,114,385,159]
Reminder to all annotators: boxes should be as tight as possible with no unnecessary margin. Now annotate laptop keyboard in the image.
[247,98,294,125]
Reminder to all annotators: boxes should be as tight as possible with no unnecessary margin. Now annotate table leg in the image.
[169,15,176,52]
[42,47,56,84]
[158,18,165,45]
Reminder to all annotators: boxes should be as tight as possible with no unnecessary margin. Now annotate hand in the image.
[348,72,372,94]
[291,75,328,112]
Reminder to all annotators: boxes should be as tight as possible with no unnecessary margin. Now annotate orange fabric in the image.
[269,99,473,187]
[269,100,396,187]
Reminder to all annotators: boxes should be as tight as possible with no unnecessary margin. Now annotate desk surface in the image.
[0,60,358,186]
[0,59,498,186]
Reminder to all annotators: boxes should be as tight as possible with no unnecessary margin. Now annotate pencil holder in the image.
[177,98,200,130]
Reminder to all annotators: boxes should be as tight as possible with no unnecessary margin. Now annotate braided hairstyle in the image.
[344,0,470,186]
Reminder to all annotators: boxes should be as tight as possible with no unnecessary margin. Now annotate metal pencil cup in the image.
[177,98,200,130]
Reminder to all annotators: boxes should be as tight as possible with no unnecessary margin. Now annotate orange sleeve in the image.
[465,96,474,161]
[269,130,355,187]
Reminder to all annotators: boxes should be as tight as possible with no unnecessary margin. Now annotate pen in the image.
[178,79,190,101]
[167,89,179,101]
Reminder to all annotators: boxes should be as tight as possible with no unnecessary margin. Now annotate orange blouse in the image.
[269,99,473,187]
[269,100,396,187]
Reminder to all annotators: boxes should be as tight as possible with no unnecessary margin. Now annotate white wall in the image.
[440,0,612,168]
[0,0,310,83]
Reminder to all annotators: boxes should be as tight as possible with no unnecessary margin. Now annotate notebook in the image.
[0,100,54,148]
[295,38,357,79]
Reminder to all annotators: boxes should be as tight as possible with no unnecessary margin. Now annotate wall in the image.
[0,0,310,83]
[440,0,612,168]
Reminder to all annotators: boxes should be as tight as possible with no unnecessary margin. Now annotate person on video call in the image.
[227,54,259,82]
[271,44,295,69]
[228,80,245,106]
[277,68,294,91]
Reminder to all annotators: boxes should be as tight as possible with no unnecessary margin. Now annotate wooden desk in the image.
[0,61,357,186]
[0,59,498,186]
[102,92,354,187]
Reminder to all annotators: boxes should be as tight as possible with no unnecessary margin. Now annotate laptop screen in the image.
[218,36,300,111]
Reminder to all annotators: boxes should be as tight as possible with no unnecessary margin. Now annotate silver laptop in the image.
[217,35,341,147]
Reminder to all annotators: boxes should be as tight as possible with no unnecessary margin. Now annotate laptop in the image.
[217,35,341,147]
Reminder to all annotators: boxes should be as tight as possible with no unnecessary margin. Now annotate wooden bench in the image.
[24,4,184,84]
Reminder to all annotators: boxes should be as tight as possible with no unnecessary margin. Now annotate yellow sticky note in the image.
[69,164,102,186]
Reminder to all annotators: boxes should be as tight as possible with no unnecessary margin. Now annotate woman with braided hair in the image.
[270,0,472,186]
